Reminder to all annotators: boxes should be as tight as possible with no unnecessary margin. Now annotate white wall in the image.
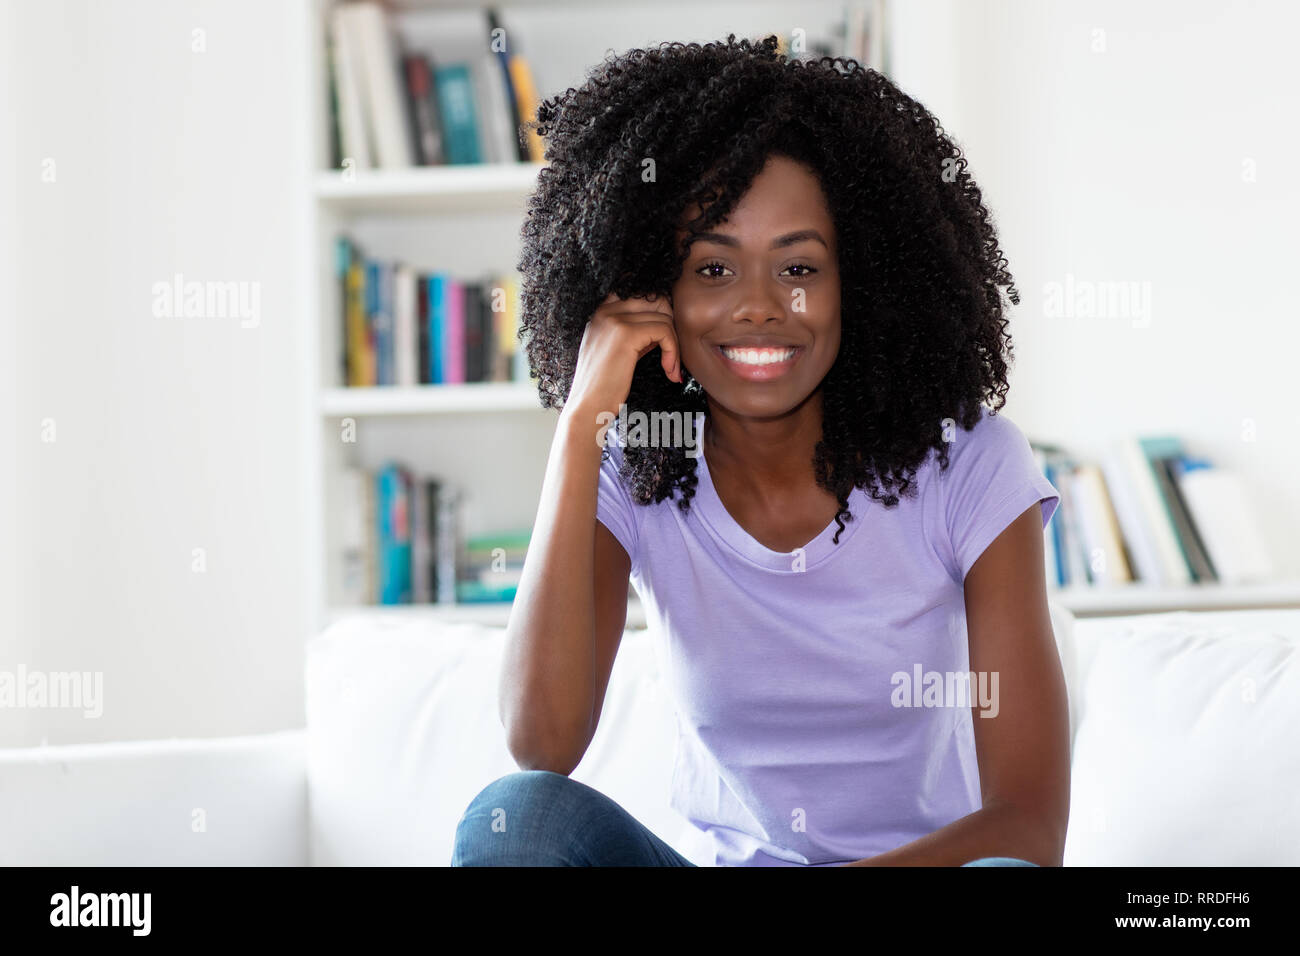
[2,0,312,746]
[890,0,1300,577]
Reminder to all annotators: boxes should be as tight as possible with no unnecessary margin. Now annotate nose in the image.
[729,272,790,325]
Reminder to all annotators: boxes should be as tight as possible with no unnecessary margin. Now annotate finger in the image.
[613,292,673,318]
[655,326,681,383]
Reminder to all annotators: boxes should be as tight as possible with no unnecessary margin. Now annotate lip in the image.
[712,343,804,382]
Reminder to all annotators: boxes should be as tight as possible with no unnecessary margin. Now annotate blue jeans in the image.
[451,770,1040,867]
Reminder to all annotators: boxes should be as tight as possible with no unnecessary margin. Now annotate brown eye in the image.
[697,260,731,278]
[784,264,818,277]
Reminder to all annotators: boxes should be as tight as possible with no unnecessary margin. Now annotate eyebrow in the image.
[688,229,829,251]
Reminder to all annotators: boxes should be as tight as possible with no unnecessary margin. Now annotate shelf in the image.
[326,598,648,630]
[326,585,1300,630]
[314,162,544,214]
[1048,581,1300,618]
[319,383,546,416]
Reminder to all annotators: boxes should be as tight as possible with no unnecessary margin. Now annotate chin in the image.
[704,383,821,421]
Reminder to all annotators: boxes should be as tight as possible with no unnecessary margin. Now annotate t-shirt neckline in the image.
[692,415,863,572]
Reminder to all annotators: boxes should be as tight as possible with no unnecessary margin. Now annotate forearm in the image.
[498,406,606,770]
[842,797,1063,867]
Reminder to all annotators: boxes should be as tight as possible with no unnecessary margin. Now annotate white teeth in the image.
[722,347,796,366]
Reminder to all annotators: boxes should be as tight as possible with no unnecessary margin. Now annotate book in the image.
[472,47,517,164]
[434,63,482,164]
[346,1,416,169]
[335,237,353,385]
[507,54,544,162]
[1138,436,1200,582]
[429,273,446,383]
[417,277,430,384]
[338,240,530,386]
[328,3,374,170]
[457,530,529,603]
[376,464,413,604]
[445,279,465,384]
[394,264,418,386]
[1151,454,1217,583]
[1046,453,1089,586]
[1099,442,1162,585]
[1067,463,1133,586]
[1115,436,1192,585]
[1175,465,1274,584]
[422,479,442,601]
[363,470,377,602]
[402,53,446,166]
[486,10,530,162]
[463,283,484,383]
[434,485,461,604]
[409,473,432,604]
[1032,446,1063,589]
[324,22,344,170]
[337,467,370,604]
[376,262,395,385]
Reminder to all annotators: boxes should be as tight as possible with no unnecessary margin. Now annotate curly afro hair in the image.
[516,33,1019,544]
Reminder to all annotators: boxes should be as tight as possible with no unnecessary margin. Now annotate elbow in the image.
[987,792,1069,867]
[500,704,590,778]
[503,725,586,777]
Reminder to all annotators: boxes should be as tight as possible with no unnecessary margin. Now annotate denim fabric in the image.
[452,770,696,866]
[451,770,1041,867]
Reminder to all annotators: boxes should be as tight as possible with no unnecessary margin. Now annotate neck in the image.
[703,388,825,500]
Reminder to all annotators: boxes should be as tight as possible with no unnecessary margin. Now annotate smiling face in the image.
[670,153,842,422]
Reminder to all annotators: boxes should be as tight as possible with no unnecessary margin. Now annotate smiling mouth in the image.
[713,344,803,381]
[719,345,798,365]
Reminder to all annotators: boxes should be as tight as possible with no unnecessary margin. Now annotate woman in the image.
[452,34,1069,867]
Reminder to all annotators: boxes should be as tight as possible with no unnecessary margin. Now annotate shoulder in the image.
[937,404,1033,477]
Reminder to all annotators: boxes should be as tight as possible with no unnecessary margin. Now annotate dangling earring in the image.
[683,372,703,396]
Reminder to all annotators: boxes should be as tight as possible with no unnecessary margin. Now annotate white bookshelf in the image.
[319,382,543,416]
[326,596,649,630]
[314,161,544,214]
[301,0,1298,637]
[1051,581,1300,619]
[302,0,883,637]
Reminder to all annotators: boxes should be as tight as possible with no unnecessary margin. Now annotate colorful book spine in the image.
[338,239,531,387]
[434,63,482,164]
[486,10,529,162]
[417,276,430,384]
[376,464,412,604]
[429,273,446,384]
[506,55,544,162]
[445,280,465,384]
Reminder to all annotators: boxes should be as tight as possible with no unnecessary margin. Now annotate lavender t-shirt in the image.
[595,404,1060,866]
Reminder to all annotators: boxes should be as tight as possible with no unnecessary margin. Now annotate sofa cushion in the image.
[1064,608,1300,865]
[0,730,307,865]
[305,616,691,865]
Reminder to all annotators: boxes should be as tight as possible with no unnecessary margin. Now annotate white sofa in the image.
[3,602,1298,866]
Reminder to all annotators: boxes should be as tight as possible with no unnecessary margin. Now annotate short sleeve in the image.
[940,407,1060,581]
[595,439,641,571]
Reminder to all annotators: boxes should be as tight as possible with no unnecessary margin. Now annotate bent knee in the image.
[462,770,575,814]
[453,771,590,866]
